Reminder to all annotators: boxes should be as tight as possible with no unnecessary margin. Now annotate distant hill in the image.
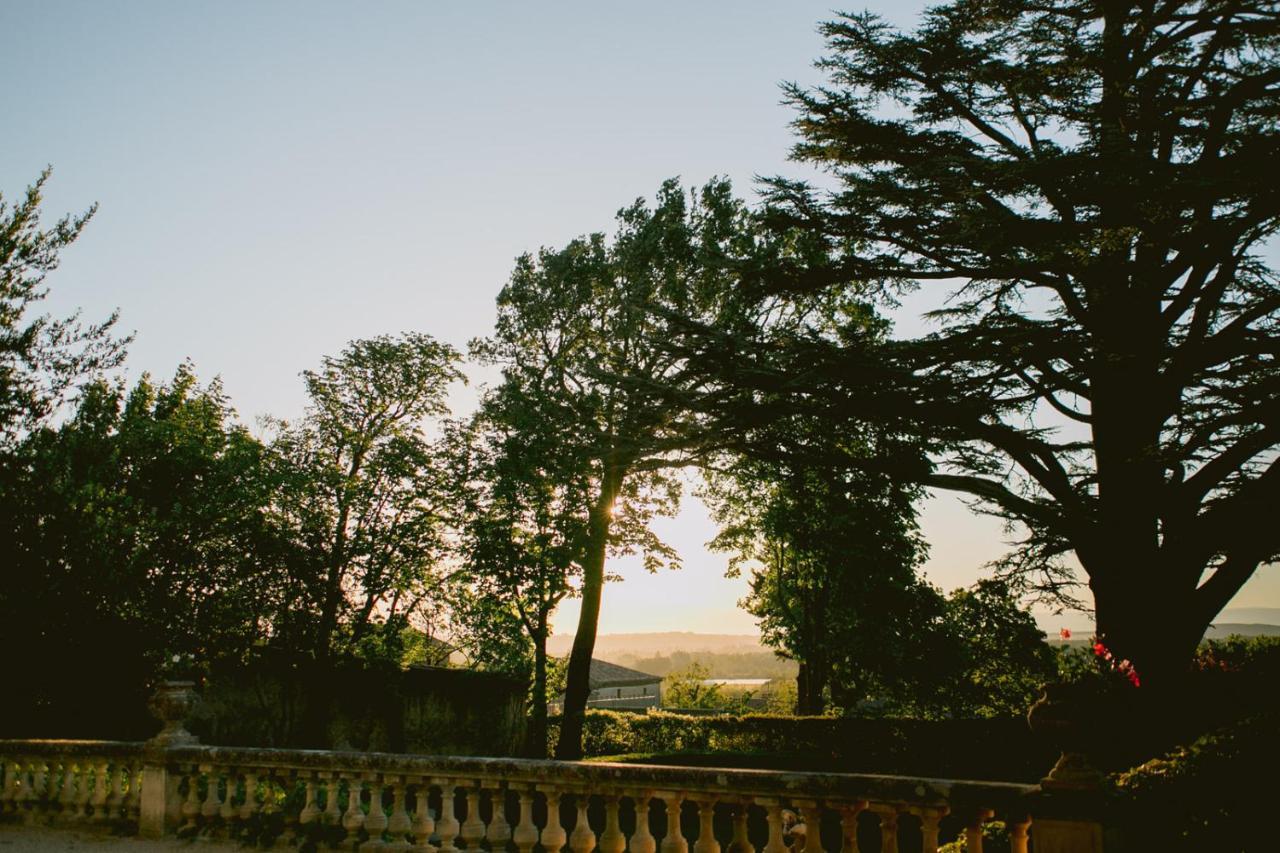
[1035,606,1280,639]
[552,614,1280,665]
[1217,607,1280,626]
[1205,623,1280,638]
[547,632,766,658]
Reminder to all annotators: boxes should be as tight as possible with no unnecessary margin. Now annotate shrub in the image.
[1111,710,1279,851]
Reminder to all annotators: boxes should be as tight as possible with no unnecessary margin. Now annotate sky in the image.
[2,1,1275,636]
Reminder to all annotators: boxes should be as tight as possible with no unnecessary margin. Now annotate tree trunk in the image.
[528,628,549,758]
[1091,573,1205,690]
[555,476,619,760]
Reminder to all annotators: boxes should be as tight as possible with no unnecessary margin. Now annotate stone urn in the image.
[147,680,201,747]
[1027,681,1106,790]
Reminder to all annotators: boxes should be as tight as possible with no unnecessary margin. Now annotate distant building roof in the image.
[589,659,662,688]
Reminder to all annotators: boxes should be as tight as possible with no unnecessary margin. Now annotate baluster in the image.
[220,769,240,835]
[487,785,513,852]
[874,807,898,853]
[838,802,866,853]
[964,809,993,853]
[458,785,485,852]
[239,769,262,839]
[0,757,14,814]
[261,771,279,821]
[75,759,94,820]
[435,779,461,853]
[300,774,322,833]
[600,795,626,853]
[694,799,720,853]
[342,776,366,851]
[259,771,282,846]
[410,778,437,853]
[793,800,823,853]
[278,770,302,849]
[28,758,47,818]
[200,763,223,836]
[385,776,413,853]
[629,792,657,853]
[512,789,538,853]
[9,758,25,816]
[57,758,78,820]
[363,774,390,851]
[104,761,125,822]
[760,799,788,853]
[180,767,202,834]
[569,790,597,853]
[914,807,946,853]
[1008,818,1030,853]
[660,793,687,853]
[123,763,141,825]
[540,787,567,853]
[90,760,112,822]
[728,801,754,853]
[322,772,343,827]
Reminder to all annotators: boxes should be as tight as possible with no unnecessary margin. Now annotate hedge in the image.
[546,709,1057,782]
[1110,710,1279,851]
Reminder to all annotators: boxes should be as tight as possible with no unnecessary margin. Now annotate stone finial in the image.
[147,680,201,747]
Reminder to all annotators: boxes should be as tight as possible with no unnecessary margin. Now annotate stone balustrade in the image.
[0,683,1105,852]
[0,739,1042,852]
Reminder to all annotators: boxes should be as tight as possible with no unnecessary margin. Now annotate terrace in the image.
[0,683,1104,852]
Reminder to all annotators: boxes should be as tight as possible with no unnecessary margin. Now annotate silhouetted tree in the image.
[676,1,1280,688]
[266,333,465,665]
[444,386,592,756]
[476,178,810,758]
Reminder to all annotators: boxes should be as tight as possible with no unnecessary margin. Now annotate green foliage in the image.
[938,822,1011,853]
[475,177,810,758]
[934,580,1058,718]
[0,170,127,446]
[546,709,1055,781]
[661,662,749,712]
[264,332,464,663]
[672,0,1280,685]
[702,414,932,715]
[1113,710,1279,851]
[0,366,281,735]
[443,381,594,754]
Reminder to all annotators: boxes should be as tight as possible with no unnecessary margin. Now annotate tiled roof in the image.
[588,658,662,688]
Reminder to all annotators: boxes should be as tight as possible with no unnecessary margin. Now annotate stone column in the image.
[139,680,200,839]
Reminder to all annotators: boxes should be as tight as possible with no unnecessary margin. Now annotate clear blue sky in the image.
[3,1,1274,635]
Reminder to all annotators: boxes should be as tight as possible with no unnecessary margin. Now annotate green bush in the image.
[546,709,1054,780]
[938,821,1011,853]
[1111,710,1279,851]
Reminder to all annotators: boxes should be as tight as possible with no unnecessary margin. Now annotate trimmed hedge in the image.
[547,709,1057,782]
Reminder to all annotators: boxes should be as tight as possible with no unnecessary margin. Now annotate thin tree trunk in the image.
[528,625,549,758]
[555,475,619,760]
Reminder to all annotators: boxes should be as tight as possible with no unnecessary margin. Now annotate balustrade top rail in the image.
[0,738,1036,810]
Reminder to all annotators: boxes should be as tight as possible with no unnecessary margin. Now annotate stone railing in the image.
[0,682,1106,852]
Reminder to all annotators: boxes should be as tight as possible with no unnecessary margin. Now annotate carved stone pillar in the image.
[139,680,200,839]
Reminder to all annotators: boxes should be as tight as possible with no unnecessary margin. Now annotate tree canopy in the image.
[0,170,126,446]
[669,0,1280,687]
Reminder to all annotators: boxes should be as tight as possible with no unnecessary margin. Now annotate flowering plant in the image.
[1092,637,1141,687]
[159,651,199,680]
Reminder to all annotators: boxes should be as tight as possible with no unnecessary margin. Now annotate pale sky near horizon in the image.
[3,1,1275,636]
